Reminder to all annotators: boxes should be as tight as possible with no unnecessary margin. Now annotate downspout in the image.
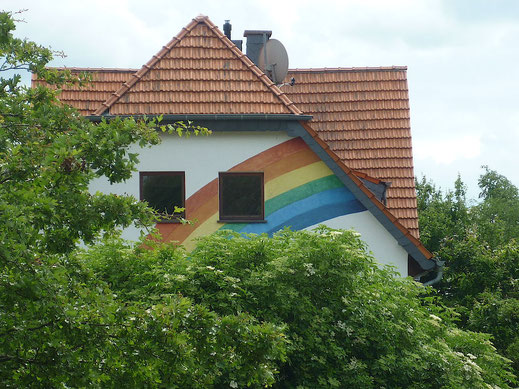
[422,259,445,286]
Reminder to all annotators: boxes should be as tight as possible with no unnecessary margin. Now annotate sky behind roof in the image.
[4,0,519,200]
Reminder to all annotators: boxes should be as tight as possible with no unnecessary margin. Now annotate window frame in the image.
[218,171,265,223]
[139,171,186,223]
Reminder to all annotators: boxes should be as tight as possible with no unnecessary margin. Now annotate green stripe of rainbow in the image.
[156,138,363,250]
[219,175,344,233]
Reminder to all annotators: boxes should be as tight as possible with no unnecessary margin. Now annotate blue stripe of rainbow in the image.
[219,175,366,235]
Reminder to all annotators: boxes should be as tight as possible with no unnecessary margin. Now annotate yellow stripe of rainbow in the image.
[155,138,334,248]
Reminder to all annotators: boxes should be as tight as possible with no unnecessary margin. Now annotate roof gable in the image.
[95,15,301,116]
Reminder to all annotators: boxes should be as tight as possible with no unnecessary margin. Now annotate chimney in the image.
[243,30,272,66]
[223,20,243,51]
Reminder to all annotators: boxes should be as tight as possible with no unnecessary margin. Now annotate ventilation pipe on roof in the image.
[243,30,272,66]
[223,20,243,51]
[223,20,232,39]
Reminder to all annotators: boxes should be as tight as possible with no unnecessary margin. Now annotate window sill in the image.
[154,216,185,224]
[217,219,267,224]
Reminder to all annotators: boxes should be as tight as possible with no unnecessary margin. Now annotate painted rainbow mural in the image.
[156,137,366,249]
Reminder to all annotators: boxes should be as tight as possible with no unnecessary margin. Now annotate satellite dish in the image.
[258,39,289,84]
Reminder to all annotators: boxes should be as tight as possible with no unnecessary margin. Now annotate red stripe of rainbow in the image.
[156,137,358,249]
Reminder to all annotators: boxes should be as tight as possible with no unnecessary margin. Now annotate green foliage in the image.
[87,229,516,388]
[1,11,281,388]
[79,239,287,388]
[417,168,519,375]
[474,166,519,247]
[416,175,469,253]
[1,10,516,387]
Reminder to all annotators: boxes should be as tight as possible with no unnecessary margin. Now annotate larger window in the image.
[219,172,264,222]
[140,171,185,222]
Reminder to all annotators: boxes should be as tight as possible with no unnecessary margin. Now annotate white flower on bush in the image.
[303,263,316,276]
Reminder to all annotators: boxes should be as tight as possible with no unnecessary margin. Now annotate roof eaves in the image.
[288,66,408,73]
[41,67,139,73]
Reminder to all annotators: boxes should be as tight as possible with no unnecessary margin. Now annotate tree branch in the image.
[0,321,53,337]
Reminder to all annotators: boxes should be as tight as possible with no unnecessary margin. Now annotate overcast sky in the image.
[4,0,519,200]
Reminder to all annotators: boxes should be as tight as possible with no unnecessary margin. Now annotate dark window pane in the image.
[220,173,263,219]
[141,173,184,216]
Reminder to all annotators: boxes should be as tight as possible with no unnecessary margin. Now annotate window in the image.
[219,172,264,222]
[140,172,185,222]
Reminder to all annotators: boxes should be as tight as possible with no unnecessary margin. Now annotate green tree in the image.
[417,168,519,375]
[0,11,284,387]
[474,166,519,247]
[416,175,469,253]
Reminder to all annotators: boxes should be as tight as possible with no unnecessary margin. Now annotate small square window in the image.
[219,172,264,221]
[140,172,185,222]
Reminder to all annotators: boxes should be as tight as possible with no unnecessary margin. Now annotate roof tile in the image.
[285,68,419,237]
[96,17,301,116]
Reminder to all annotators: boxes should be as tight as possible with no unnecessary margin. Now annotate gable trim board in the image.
[295,121,434,270]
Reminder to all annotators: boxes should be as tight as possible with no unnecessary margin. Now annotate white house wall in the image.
[90,131,409,276]
[305,212,409,276]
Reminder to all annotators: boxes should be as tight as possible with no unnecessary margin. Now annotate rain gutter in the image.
[423,259,445,286]
[86,114,313,122]
[85,114,313,132]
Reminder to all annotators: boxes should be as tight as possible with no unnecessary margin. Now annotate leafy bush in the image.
[87,228,516,388]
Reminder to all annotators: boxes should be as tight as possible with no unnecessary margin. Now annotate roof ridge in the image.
[42,67,139,72]
[289,66,407,73]
[94,16,302,116]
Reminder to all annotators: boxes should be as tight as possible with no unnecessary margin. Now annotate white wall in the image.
[90,130,409,276]
[89,131,294,239]
[305,211,409,276]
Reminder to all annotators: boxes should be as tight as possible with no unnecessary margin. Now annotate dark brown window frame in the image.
[139,171,186,223]
[218,171,265,223]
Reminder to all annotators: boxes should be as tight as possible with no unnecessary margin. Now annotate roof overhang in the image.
[86,114,313,132]
[292,121,435,271]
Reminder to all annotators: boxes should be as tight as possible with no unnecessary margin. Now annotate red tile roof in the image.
[95,15,301,116]
[31,16,422,242]
[284,68,419,237]
[31,68,136,115]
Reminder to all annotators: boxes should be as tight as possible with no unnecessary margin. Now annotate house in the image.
[32,15,441,279]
